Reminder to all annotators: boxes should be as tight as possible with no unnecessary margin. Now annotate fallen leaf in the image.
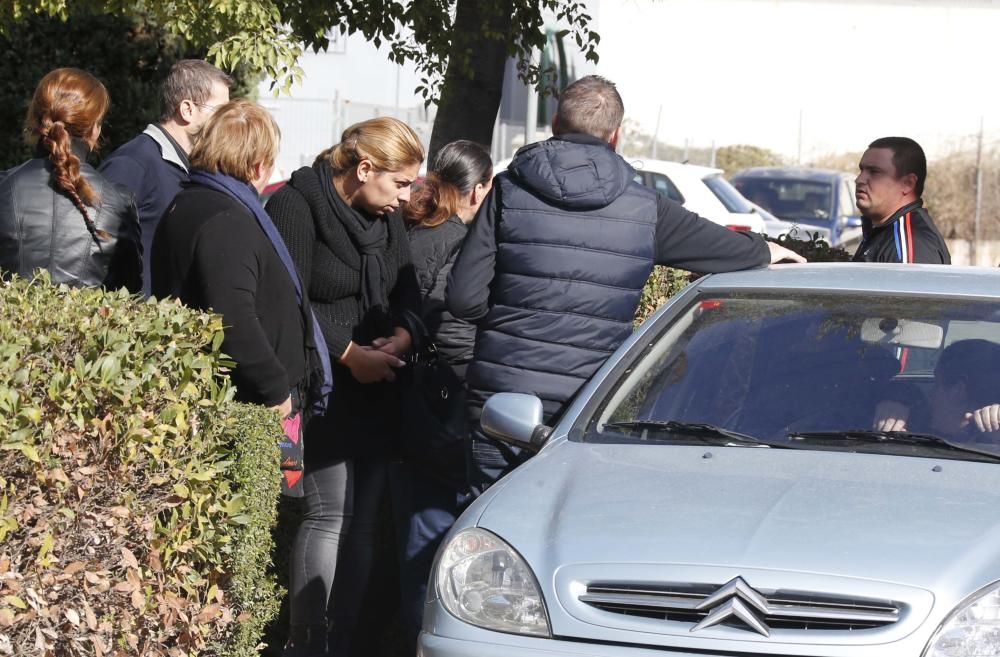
[0,609,12,627]
[120,548,139,571]
[64,608,80,626]
[113,581,136,594]
[147,550,162,573]
[195,603,220,623]
[63,561,86,575]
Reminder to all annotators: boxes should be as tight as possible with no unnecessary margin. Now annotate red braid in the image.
[25,68,111,242]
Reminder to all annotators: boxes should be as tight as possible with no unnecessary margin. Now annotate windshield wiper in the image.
[603,420,779,448]
[788,430,1000,463]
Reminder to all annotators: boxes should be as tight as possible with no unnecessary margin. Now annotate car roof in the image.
[732,167,850,181]
[698,264,1000,298]
[626,157,724,179]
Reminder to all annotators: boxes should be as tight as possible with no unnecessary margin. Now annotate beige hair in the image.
[189,99,280,182]
[554,75,625,141]
[319,117,425,175]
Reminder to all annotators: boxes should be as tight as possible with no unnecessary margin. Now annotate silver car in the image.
[420,264,1000,657]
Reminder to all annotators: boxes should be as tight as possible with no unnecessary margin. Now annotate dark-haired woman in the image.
[392,140,493,647]
[0,68,140,291]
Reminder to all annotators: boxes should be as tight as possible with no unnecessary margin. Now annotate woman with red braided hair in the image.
[0,68,141,291]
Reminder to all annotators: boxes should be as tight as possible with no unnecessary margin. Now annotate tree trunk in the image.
[428,0,512,163]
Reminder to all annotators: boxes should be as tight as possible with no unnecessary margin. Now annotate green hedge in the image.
[0,274,282,656]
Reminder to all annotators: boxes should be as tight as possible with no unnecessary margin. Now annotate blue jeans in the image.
[388,461,470,648]
[466,428,526,497]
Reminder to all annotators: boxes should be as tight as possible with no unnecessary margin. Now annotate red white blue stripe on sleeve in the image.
[893,212,915,263]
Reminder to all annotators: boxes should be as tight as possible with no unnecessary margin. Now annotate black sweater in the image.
[150,184,306,407]
[267,163,421,460]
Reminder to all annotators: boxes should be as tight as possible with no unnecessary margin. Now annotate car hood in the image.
[476,440,1000,591]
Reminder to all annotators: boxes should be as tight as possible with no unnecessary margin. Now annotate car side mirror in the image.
[843,215,863,229]
[480,393,551,453]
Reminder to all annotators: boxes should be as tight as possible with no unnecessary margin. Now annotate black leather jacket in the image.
[0,141,142,291]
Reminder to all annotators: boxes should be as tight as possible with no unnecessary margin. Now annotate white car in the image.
[626,158,767,234]
[494,155,771,235]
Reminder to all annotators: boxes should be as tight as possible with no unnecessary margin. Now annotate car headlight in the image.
[924,581,1000,656]
[434,527,551,637]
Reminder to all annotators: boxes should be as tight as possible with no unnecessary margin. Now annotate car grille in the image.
[579,582,900,631]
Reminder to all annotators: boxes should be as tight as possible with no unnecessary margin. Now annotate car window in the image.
[589,292,1000,460]
[703,175,753,213]
[732,178,834,224]
[637,172,685,204]
[840,178,859,218]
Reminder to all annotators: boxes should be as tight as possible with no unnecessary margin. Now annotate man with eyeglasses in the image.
[100,59,232,295]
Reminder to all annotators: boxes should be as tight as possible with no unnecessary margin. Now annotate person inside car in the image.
[874,339,1000,441]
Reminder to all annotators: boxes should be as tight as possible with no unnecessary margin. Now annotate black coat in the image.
[448,133,770,422]
[407,216,476,377]
[0,142,141,292]
[267,162,421,462]
[852,201,951,264]
[150,183,307,407]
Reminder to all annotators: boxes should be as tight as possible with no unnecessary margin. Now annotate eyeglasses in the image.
[192,102,221,113]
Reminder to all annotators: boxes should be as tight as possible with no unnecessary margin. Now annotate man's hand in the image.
[767,241,807,264]
[270,395,293,419]
[873,400,909,432]
[371,327,413,358]
[963,404,1000,434]
[340,342,405,384]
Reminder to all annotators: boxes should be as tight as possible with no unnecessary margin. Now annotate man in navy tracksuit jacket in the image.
[446,75,805,494]
[100,60,232,295]
[853,137,950,264]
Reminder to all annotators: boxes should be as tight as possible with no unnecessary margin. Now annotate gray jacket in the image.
[0,142,141,292]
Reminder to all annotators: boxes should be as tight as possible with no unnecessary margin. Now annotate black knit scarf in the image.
[318,161,389,318]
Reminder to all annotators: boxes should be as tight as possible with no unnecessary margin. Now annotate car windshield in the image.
[733,178,834,225]
[703,175,754,214]
[590,292,1000,462]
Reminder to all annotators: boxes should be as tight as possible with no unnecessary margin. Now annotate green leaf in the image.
[37,533,54,564]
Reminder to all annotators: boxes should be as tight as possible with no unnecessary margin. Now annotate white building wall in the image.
[258,31,433,179]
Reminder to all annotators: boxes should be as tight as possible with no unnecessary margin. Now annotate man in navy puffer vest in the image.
[447,75,805,495]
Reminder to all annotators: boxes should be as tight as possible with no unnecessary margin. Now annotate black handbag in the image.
[399,313,469,489]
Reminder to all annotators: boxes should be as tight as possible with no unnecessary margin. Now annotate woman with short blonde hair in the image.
[266,116,425,656]
[189,99,280,181]
[151,100,332,499]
